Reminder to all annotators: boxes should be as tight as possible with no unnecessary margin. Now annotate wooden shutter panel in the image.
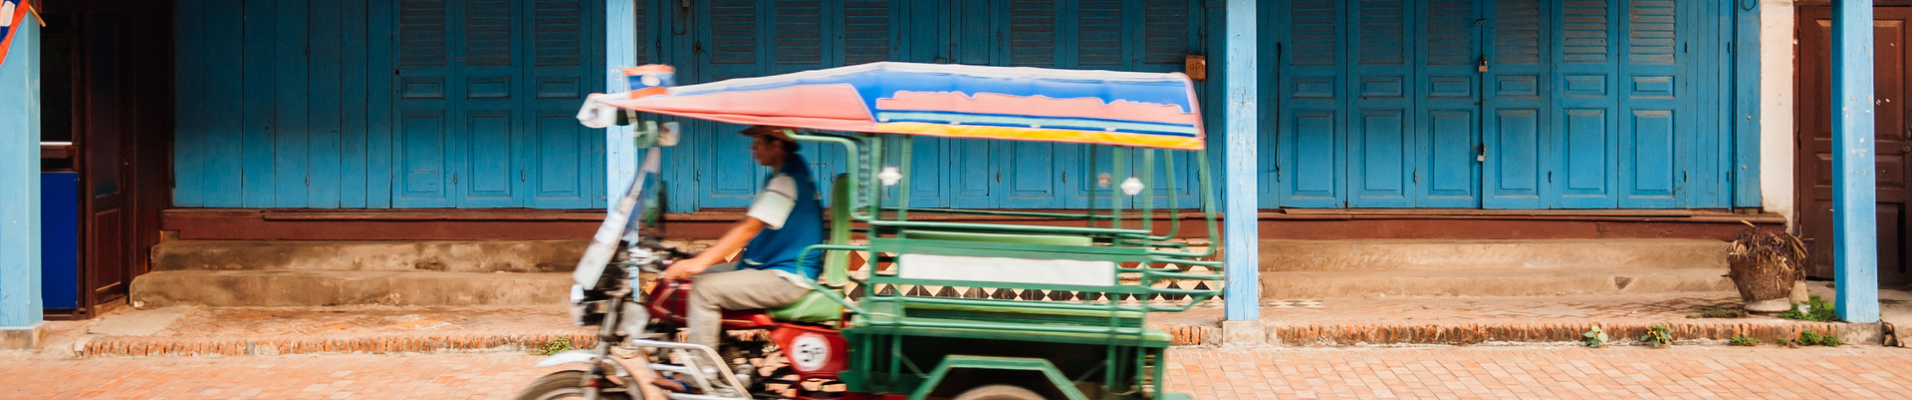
[393,0,454,207]
[1616,0,1681,208]
[1276,0,1348,208]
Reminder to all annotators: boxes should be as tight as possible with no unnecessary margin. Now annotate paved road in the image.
[2,346,1907,399]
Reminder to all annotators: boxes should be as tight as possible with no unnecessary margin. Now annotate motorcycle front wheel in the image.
[515,370,637,400]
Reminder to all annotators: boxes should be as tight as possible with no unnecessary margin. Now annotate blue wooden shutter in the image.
[1347,0,1414,208]
[688,0,770,209]
[1413,0,1483,208]
[1481,0,1555,209]
[1275,0,1347,208]
[1478,0,1552,209]
[453,0,521,208]
[1538,0,1619,208]
[1616,0,1680,208]
[393,0,455,207]
[522,0,601,209]
[992,0,1067,209]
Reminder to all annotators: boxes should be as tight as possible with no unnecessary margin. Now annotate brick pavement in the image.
[3,346,1908,399]
[47,292,1889,357]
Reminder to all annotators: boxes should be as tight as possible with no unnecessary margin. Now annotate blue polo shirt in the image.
[738,154,824,280]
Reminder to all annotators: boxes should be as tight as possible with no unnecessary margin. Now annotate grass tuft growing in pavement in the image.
[533,337,575,355]
[1778,296,1841,322]
[1797,330,1841,347]
[1729,334,1759,346]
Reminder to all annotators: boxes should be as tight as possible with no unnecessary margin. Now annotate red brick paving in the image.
[2,346,1907,399]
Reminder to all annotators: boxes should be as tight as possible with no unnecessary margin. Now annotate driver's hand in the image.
[661,258,711,281]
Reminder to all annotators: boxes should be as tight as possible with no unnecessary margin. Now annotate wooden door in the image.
[1796,7,1912,285]
[79,10,136,307]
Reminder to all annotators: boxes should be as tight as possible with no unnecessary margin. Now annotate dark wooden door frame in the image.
[38,0,175,320]
[1795,5,1912,285]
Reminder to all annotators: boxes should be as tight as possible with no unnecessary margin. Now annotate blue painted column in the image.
[1,9,44,332]
[604,0,638,209]
[1832,0,1881,323]
[1222,0,1260,322]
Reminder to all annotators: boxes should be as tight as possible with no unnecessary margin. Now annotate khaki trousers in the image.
[686,263,811,349]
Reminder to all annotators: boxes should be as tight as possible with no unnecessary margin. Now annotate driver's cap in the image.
[739,125,795,142]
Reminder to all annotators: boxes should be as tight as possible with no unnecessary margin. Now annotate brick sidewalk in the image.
[2,347,1907,399]
[40,292,1890,357]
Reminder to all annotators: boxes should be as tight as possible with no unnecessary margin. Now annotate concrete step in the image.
[1260,239,1727,272]
[151,240,590,273]
[1260,268,1733,298]
[129,270,573,307]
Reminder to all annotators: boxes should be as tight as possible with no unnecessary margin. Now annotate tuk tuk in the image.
[525,62,1222,400]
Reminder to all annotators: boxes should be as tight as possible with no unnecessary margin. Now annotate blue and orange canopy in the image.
[589,62,1206,150]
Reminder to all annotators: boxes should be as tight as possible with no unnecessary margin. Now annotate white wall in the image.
[1759,0,1798,227]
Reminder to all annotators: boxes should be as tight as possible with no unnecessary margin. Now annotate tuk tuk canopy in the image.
[589,62,1206,150]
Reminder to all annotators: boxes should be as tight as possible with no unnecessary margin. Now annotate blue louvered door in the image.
[391,0,602,208]
[1481,0,1552,209]
[1284,0,1485,208]
[1277,0,1718,210]
[1274,0,1348,208]
[1415,0,1484,208]
[394,0,457,207]
[1346,0,1415,208]
[1613,0,1682,208]
[523,0,602,208]
[454,0,519,208]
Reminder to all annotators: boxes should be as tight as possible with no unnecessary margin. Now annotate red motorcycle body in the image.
[645,280,849,382]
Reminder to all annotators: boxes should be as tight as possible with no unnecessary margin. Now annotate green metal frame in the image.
[612,122,1212,399]
[774,129,1216,399]
[907,356,1091,400]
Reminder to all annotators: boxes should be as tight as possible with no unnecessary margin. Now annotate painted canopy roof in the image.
[0,0,33,68]
[594,62,1206,150]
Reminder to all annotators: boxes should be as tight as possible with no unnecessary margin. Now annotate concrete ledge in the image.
[152,240,589,273]
[1220,320,1266,348]
[1260,269,1733,298]
[1,322,48,350]
[1261,239,1728,272]
[130,271,574,307]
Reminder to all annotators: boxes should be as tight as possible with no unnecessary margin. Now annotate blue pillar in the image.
[1,7,45,332]
[1222,0,1260,322]
[604,0,638,210]
[1832,0,1881,323]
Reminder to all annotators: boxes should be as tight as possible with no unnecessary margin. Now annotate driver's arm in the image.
[660,175,798,280]
[661,218,766,280]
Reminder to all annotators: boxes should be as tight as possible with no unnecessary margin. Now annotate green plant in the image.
[1641,325,1674,348]
[1778,296,1841,322]
[1797,330,1840,347]
[1729,334,1759,346]
[533,337,574,355]
[1583,326,1610,348]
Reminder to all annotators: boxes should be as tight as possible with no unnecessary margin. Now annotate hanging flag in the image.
[0,0,35,68]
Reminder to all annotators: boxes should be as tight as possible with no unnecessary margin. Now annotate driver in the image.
[659,125,824,352]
